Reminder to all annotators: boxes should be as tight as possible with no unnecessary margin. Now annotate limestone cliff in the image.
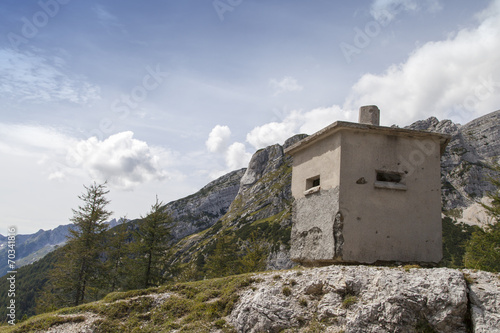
[164,168,246,241]
[407,110,500,225]
[169,135,306,269]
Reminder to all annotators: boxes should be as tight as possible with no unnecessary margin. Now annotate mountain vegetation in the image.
[0,111,499,329]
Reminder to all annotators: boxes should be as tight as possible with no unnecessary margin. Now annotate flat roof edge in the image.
[284,121,451,156]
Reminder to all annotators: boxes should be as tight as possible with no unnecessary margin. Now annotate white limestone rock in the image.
[464,269,500,333]
[229,265,484,333]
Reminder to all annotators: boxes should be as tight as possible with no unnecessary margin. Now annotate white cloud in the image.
[245,105,350,150]
[0,123,72,157]
[246,120,297,150]
[246,1,500,148]
[296,106,350,134]
[205,125,252,173]
[370,0,442,23]
[67,132,170,190]
[345,0,500,125]
[0,123,172,190]
[269,76,303,96]
[0,49,100,104]
[225,142,252,170]
[206,125,231,153]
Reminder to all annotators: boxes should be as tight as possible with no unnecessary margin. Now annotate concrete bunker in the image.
[284,105,451,265]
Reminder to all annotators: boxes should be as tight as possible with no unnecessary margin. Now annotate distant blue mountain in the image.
[0,219,121,277]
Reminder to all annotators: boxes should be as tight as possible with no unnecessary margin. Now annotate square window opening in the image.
[306,176,321,190]
[375,170,407,191]
[376,171,402,183]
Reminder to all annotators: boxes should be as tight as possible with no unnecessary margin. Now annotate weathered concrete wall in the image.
[290,187,340,263]
[339,130,443,263]
[290,134,341,199]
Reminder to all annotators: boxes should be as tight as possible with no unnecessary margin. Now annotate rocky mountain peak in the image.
[240,144,285,188]
[405,110,500,219]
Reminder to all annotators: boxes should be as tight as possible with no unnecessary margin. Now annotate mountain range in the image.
[0,110,499,328]
[0,219,122,277]
[3,111,500,275]
[2,111,499,276]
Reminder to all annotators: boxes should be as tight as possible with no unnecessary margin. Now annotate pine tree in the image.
[204,235,240,278]
[40,182,112,309]
[239,231,268,273]
[104,217,130,292]
[130,196,174,289]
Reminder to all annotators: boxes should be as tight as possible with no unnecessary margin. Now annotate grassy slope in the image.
[0,274,258,333]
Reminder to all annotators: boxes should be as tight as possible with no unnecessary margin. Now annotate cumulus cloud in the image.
[0,49,100,104]
[246,2,500,149]
[225,142,252,170]
[246,105,349,150]
[246,120,297,150]
[66,132,169,189]
[205,125,252,173]
[370,0,442,22]
[345,0,500,125]
[0,124,171,190]
[269,76,303,96]
[206,125,231,153]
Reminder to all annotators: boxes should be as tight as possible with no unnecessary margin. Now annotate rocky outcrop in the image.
[407,110,500,215]
[465,269,500,332]
[169,135,307,267]
[165,168,246,241]
[229,265,500,333]
[22,266,499,333]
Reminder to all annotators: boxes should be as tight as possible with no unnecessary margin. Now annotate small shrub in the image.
[289,279,298,286]
[214,319,226,329]
[306,318,326,333]
[299,298,308,307]
[282,286,292,297]
[463,273,476,285]
[341,295,358,309]
[305,282,324,297]
[403,264,421,272]
[273,274,282,280]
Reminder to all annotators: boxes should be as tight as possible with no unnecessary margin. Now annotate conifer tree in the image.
[104,217,130,292]
[204,235,240,278]
[130,196,174,289]
[239,231,268,273]
[40,182,112,309]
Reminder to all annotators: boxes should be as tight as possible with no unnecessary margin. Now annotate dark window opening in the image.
[306,176,321,190]
[376,171,402,183]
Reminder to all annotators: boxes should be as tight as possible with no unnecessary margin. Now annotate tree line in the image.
[34,182,269,314]
[35,183,175,312]
[2,162,499,321]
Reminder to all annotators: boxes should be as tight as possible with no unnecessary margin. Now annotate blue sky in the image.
[1,0,499,234]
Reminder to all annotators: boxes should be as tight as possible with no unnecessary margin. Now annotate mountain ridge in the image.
[6,110,499,276]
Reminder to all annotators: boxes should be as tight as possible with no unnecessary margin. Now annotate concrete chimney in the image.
[358,105,380,126]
